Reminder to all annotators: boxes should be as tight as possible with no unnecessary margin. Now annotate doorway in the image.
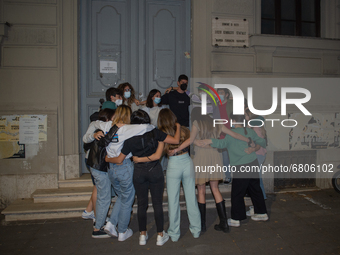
[79,0,191,173]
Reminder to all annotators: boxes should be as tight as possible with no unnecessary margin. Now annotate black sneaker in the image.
[224,178,232,184]
[92,228,110,238]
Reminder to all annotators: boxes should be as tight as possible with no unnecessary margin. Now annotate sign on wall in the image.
[0,115,47,143]
[212,18,249,47]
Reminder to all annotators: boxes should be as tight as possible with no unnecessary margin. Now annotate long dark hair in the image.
[117,82,136,107]
[146,89,162,108]
[98,108,115,122]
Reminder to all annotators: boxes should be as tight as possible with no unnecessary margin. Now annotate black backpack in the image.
[87,124,119,172]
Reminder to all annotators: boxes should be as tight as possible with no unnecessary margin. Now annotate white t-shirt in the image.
[96,122,155,159]
[124,101,140,112]
[141,106,164,127]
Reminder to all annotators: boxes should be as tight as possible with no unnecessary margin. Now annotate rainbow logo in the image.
[197,82,222,106]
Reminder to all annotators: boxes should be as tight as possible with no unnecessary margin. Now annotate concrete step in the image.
[2,180,252,222]
[32,187,93,203]
[2,190,252,222]
[1,199,88,221]
[32,183,231,203]
[58,174,93,188]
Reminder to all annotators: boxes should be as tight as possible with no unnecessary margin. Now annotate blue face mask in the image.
[219,94,225,101]
[124,91,131,99]
[154,97,161,105]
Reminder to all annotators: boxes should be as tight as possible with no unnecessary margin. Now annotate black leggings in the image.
[133,161,164,232]
[231,159,267,221]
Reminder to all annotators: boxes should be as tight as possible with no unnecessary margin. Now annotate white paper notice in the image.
[100,61,117,73]
[19,117,39,144]
[212,18,249,47]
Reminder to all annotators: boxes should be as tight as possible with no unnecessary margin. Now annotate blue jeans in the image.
[222,149,231,179]
[108,159,135,233]
[91,168,111,230]
[256,154,267,199]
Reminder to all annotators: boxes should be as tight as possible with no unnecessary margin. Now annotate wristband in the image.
[247,137,253,147]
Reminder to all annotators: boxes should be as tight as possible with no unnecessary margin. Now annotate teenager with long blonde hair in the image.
[105,109,181,246]
[91,105,154,240]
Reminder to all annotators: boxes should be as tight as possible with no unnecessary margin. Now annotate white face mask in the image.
[115,99,123,106]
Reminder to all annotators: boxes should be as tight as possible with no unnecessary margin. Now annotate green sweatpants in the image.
[166,153,201,241]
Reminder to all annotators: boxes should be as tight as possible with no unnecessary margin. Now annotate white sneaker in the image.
[82,210,95,220]
[227,218,240,227]
[156,231,169,246]
[251,213,268,221]
[139,233,148,245]
[246,206,254,216]
[118,228,133,241]
[104,221,118,237]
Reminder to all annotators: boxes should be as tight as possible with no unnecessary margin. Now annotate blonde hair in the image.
[158,108,190,155]
[112,105,132,125]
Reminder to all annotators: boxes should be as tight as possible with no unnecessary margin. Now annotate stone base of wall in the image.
[0,173,58,208]
[58,154,80,180]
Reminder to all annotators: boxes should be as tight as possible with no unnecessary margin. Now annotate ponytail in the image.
[231,113,248,135]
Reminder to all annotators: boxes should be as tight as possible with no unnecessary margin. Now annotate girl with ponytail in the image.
[196,113,268,228]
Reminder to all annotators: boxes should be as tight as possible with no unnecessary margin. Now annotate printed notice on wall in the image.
[100,60,117,73]
[0,115,47,142]
[19,117,39,144]
[212,18,249,47]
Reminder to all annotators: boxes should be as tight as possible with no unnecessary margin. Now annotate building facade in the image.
[0,0,339,207]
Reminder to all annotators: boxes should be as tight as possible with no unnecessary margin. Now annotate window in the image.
[261,0,320,37]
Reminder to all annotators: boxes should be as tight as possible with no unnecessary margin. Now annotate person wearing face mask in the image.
[161,74,190,127]
[117,82,141,112]
[141,89,164,127]
[90,88,123,122]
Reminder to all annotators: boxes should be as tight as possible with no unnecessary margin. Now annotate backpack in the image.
[87,124,119,172]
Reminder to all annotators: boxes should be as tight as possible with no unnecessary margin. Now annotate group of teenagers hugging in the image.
[82,76,269,246]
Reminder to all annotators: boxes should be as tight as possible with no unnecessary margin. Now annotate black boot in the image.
[214,200,230,233]
[198,202,206,232]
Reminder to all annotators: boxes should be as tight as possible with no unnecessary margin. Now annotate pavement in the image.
[1,189,340,255]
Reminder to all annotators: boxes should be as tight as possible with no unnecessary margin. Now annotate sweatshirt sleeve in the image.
[211,136,230,149]
[82,122,96,143]
[250,129,266,148]
[82,121,105,143]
